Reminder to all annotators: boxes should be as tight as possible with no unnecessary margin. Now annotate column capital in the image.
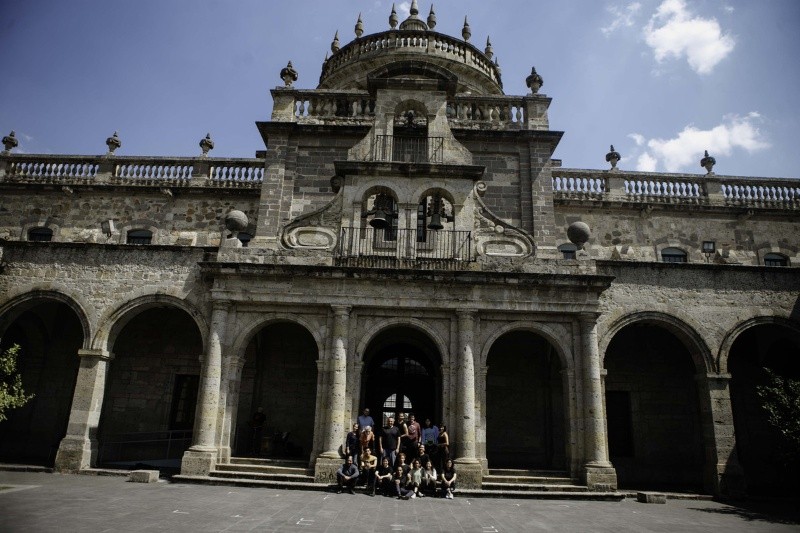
[212,300,232,313]
[576,311,601,323]
[78,348,113,361]
[331,304,352,316]
[456,309,478,319]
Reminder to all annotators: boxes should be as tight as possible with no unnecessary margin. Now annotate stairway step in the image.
[484,475,573,484]
[488,469,569,477]
[460,489,624,501]
[228,457,308,468]
[481,482,588,492]
[209,470,314,483]
[215,464,312,476]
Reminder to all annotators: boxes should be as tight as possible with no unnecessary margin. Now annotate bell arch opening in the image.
[485,330,566,469]
[604,322,705,491]
[0,299,83,466]
[361,326,442,430]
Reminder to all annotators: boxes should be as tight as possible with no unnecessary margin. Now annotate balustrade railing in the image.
[336,227,472,269]
[446,96,526,129]
[552,168,800,209]
[0,154,264,186]
[374,135,444,163]
[291,90,376,123]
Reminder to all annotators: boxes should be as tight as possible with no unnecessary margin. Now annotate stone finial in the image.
[526,66,543,94]
[389,3,399,29]
[409,0,419,16]
[2,130,19,152]
[280,61,298,87]
[484,36,493,59]
[331,30,340,53]
[323,52,329,66]
[355,13,364,38]
[105,131,121,154]
[606,145,621,170]
[427,5,436,29]
[200,133,214,156]
[493,57,501,76]
[567,221,591,250]
[224,209,249,234]
[700,150,716,174]
[462,16,471,41]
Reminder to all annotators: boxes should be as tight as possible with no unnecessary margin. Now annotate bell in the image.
[427,213,443,230]
[370,209,388,229]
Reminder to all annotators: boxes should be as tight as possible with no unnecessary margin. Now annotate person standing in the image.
[357,408,375,431]
[405,413,422,460]
[379,416,400,466]
[250,407,266,456]
[336,456,359,494]
[359,424,375,454]
[345,423,360,465]
[436,423,450,472]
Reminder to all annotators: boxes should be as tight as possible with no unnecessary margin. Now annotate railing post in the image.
[270,88,297,121]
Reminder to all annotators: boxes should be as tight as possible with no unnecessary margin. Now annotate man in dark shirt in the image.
[336,456,359,494]
[417,444,431,469]
[379,416,400,466]
[375,456,393,496]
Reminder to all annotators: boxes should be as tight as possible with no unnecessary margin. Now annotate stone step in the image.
[228,457,309,468]
[459,488,624,501]
[215,463,312,476]
[481,482,588,492]
[483,475,574,484]
[174,474,328,492]
[209,470,315,483]
[488,468,569,477]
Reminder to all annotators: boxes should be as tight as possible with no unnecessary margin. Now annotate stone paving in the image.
[1,471,799,532]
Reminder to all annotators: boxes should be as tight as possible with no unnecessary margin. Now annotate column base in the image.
[711,462,747,498]
[453,458,483,489]
[582,463,618,491]
[217,446,232,464]
[54,436,96,473]
[314,455,343,484]
[181,449,217,476]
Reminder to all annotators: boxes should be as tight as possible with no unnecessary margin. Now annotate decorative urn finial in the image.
[355,13,364,38]
[427,5,436,29]
[331,30,340,53]
[323,52,329,66]
[462,16,471,41]
[567,221,591,251]
[200,133,214,156]
[2,131,19,152]
[526,67,543,94]
[493,57,501,76]
[700,150,716,174]
[389,3,399,29]
[484,36,493,59]
[280,61,298,87]
[105,131,121,155]
[409,0,419,16]
[606,145,621,170]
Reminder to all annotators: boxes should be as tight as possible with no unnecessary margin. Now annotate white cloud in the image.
[628,132,646,146]
[20,132,34,142]
[397,2,411,19]
[634,113,769,172]
[636,152,658,172]
[601,2,642,36]
[643,0,735,74]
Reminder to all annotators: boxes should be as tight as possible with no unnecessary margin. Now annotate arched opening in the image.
[486,331,565,469]
[362,326,441,430]
[728,322,800,495]
[0,299,83,466]
[98,306,202,469]
[235,322,318,459]
[604,322,704,491]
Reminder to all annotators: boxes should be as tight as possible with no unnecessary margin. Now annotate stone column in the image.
[454,310,482,487]
[218,356,245,463]
[696,373,746,497]
[181,303,229,475]
[314,305,350,482]
[54,349,112,472]
[579,313,617,490]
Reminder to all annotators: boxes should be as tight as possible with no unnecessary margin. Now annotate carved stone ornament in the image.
[700,150,716,174]
[605,145,621,170]
[105,131,121,154]
[331,30,340,53]
[280,61,299,87]
[526,67,543,94]
[2,130,19,152]
[200,133,214,156]
[427,5,436,29]
[389,3,399,29]
[224,210,249,234]
[567,221,591,250]
[462,16,471,41]
[354,13,364,38]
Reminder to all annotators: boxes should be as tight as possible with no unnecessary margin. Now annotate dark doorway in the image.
[729,323,800,495]
[486,331,565,469]
[362,327,441,428]
[0,300,83,466]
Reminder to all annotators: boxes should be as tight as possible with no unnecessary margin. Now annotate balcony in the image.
[373,135,444,164]
[335,227,472,270]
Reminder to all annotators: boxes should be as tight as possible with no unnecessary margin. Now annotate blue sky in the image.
[2,0,799,178]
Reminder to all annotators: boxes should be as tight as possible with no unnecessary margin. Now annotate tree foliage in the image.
[757,368,800,466]
[0,344,34,422]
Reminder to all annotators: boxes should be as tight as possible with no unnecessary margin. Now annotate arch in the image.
[763,252,790,267]
[360,184,400,206]
[660,246,688,263]
[0,288,92,349]
[718,316,800,374]
[480,321,573,372]
[414,186,457,207]
[117,219,159,245]
[392,98,430,119]
[368,62,459,95]
[230,312,326,363]
[600,311,713,373]
[356,317,448,365]
[93,293,208,355]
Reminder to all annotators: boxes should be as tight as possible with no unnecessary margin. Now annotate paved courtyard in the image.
[1,471,798,532]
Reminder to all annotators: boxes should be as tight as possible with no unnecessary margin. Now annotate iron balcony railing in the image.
[336,227,472,269]
[374,135,444,163]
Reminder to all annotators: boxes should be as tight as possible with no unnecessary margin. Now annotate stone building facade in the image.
[0,4,798,496]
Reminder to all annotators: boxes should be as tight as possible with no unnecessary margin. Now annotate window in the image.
[661,247,687,263]
[764,253,789,267]
[126,229,153,245]
[558,243,577,259]
[27,227,53,242]
[382,393,413,425]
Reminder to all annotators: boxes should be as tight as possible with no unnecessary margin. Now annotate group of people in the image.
[336,408,456,499]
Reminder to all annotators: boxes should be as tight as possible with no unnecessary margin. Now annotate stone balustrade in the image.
[320,30,501,89]
[552,168,800,209]
[0,153,264,188]
[271,89,376,124]
[446,95,526,130]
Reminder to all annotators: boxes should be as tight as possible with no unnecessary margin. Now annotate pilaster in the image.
[454,309,482,488]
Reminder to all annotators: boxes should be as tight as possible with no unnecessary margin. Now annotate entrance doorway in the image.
[362,327,441,428]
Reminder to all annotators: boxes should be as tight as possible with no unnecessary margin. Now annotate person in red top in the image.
[405,413,422,460]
